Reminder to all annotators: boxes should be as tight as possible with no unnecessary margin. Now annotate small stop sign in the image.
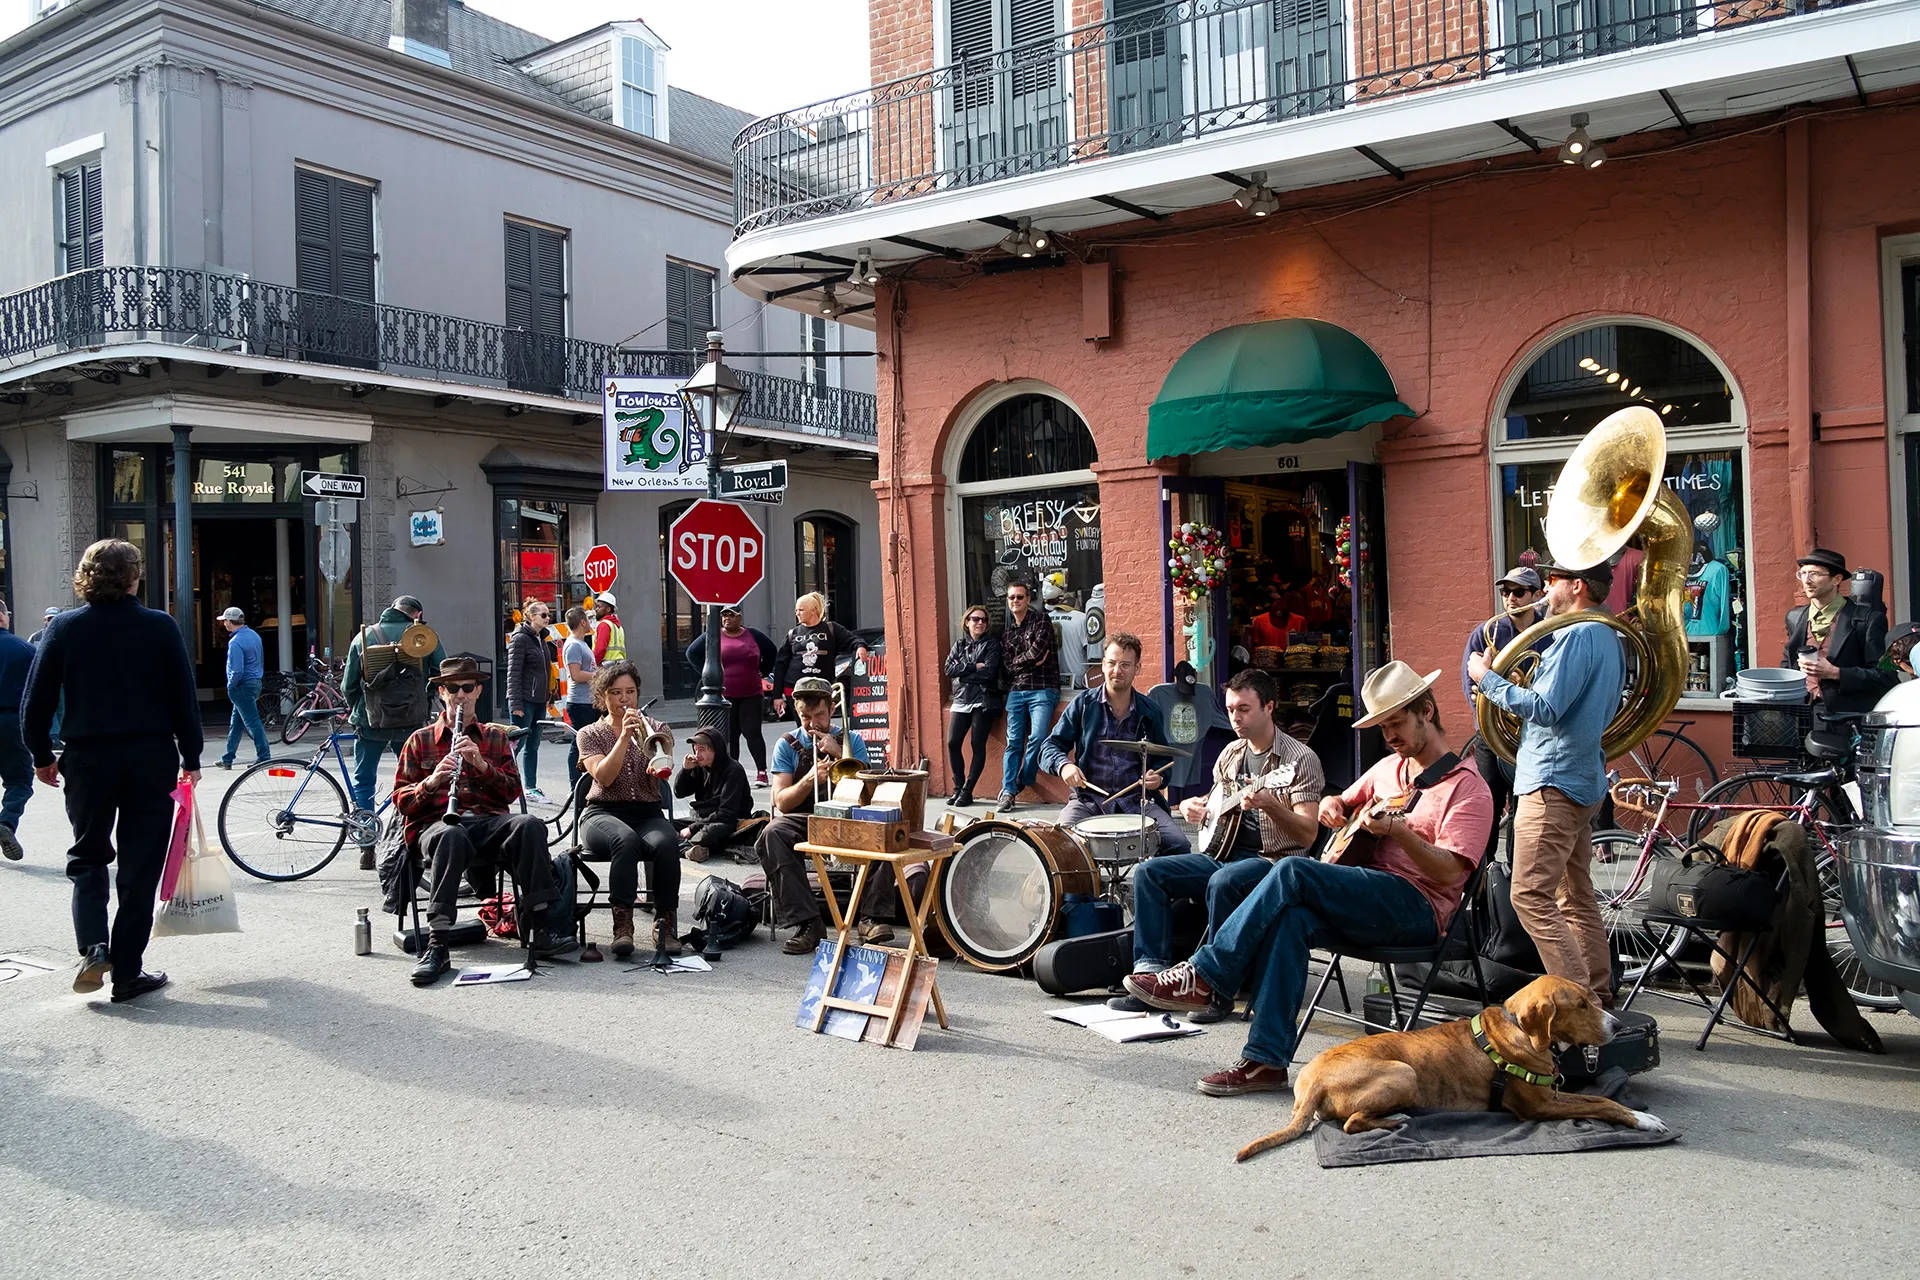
[669,500,765,606]
[582,544,619,596]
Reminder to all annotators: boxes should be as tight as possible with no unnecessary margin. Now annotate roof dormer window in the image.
[618,35,665,140]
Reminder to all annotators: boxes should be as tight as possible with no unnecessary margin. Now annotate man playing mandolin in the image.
[1111,669,1323,1021]
[1126,662,1492,1097]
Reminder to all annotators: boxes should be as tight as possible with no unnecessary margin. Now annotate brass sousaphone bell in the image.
[1476,405,1691,763]
[398,622,439,660]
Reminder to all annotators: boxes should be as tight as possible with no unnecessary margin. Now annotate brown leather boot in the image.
[611,906,636,959]
[654,915,684,958]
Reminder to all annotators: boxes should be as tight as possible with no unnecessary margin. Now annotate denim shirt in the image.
[1474,619,1624,807]
[225,625,264,688]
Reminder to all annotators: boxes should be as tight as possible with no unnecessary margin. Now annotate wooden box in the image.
[907,830,955,853]
[808,815,909,853]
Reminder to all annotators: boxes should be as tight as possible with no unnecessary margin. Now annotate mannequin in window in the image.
[1684,539,1730,639]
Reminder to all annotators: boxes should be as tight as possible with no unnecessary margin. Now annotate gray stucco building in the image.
[0,0,879,707]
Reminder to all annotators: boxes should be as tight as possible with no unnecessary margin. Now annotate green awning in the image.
[1146,319,1413,460]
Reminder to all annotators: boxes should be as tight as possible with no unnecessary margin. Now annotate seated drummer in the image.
[1111,668,1324,1021]
[756,676,896,956]
[394,656,558,988]
[1126,662,1492,1097]
[1038,633,1192,857]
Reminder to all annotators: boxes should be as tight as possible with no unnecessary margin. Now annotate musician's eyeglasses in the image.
[444,682,479,694]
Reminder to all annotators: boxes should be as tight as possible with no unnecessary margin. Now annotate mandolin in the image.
[1323,791,1419,866]
[1195,762,1299,862]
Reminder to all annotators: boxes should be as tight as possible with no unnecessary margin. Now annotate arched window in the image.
[949,391,1104,683]
[795,511,858,628]
[1492,321,1750,701]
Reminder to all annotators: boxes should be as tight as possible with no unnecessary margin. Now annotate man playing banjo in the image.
[1112,668,1324,1020]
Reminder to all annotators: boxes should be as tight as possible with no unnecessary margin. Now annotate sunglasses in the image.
[443,682,479,694]
[1498,586,1530,597]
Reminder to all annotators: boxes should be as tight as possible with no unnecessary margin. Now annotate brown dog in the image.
[1236,975,1669,1161]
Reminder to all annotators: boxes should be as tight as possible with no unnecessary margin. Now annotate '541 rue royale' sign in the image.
[602,378,708,492]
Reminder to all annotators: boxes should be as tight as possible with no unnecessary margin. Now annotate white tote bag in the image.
[153,797,241,936]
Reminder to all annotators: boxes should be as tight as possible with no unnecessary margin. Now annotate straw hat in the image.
[1353,661,1443,728]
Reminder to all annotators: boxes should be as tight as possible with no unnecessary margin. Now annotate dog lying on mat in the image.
[1237,976,1669,1162]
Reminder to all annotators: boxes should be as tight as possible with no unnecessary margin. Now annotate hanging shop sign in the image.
[602,377,707,492]
[409,509,445,546]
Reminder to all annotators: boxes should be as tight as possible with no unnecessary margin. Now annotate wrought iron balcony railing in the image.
[0,266,878,446]
[734,0,1850,236]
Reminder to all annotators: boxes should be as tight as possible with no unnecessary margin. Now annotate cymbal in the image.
[399,622,439,659]
[1097,738,1191,760]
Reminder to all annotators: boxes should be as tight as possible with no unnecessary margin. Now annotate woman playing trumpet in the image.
[574,660,681,958]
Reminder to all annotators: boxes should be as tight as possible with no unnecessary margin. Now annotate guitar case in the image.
[1033,928,1134,996]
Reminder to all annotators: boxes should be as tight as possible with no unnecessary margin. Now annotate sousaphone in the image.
[1475,405,1690,762]
[398,622,439,660]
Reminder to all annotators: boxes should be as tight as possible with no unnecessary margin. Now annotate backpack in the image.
[688,873,765,953]
[477,853,579,942]
[360,624,432,731]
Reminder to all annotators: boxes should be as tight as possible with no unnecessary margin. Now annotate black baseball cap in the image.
[1540,558,1615,599]
[1796,548,1848,575]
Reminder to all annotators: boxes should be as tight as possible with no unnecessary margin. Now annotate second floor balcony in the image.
[731,0,1918,271]
[0,266,879,449]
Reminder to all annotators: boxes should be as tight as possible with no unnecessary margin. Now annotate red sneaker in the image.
[1196,1058,1289,1097]
[1123,962,1215,1013]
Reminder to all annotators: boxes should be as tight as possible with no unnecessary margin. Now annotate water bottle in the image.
[354,907,372,956]
[1366,962,1391,999]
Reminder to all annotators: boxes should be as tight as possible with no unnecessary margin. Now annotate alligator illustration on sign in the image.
[614,407,680,471]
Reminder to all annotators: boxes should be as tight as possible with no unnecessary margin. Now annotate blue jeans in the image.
[1129,852,1269,971]
[510,703,542,793]
[1000,688,1057,795]
[0,712,34,832]
[564,702,602,794]
[1191,858,1437,1068]
[352,734,403,812]
[223,679,271,765]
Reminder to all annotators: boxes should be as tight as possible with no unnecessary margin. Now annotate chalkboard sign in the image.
[845,641,890,768]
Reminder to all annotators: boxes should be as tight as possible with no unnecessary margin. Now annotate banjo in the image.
[1195,760,1299,862]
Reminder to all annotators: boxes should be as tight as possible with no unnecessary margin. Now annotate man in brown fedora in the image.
[1127,661,1493,1096]
[1469,558,1624,1005]
[392,656,556,986]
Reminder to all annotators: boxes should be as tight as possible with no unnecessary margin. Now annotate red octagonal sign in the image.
[582,544,619,596]
[668,499,765,606]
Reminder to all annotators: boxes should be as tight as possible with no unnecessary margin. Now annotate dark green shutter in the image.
[505,220,568,338]
[295,168,375,302]
[666,261,714,350]
[58,164,103,272]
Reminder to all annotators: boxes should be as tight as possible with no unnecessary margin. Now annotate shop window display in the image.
[1495,323,1748,697]
[497,496,597,699]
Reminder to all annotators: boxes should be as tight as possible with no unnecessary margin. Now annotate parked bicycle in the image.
[1605,719,1718,836]
[282,654,349,745]
[219,712,580,881]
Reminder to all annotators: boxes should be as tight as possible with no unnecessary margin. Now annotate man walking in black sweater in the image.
[24,539,201,1003]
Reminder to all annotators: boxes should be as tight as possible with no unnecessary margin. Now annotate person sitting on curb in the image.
[674,727,751,863]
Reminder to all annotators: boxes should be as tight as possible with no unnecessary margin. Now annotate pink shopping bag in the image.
[158,776,194,902]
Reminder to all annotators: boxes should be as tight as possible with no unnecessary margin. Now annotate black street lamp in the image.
[678,329,747,737]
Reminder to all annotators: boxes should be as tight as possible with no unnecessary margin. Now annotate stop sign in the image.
[582,544,619,596]
[669,500,765,606]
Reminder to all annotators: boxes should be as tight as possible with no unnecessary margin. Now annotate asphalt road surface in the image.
[2,752,1916,1280]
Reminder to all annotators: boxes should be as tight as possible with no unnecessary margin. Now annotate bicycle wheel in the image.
[219,758,350,881]
[255,680,287,733]
[1685,771,1850,844]
[1592,828,1688,984]
[281,685,338,744]
[1608,728,1718,836]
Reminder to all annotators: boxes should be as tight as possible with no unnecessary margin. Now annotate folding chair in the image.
[1619,864,1798,1051]
[564,773,662,951]
[1289,853,1496,1061]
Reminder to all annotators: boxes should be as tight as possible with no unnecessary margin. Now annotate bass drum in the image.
[937,820,1099,971]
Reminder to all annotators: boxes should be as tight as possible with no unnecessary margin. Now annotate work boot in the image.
[358,848,376,871]
[783,921,824,955]
[611,906,636,959]
[856,919,894,945]
[654,915,684,958]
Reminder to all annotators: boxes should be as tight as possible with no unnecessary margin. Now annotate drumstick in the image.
[1078,779,1111,797]
[1104,779,1145,807]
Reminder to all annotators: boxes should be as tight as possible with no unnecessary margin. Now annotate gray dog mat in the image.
[1310,1069,1680,1167]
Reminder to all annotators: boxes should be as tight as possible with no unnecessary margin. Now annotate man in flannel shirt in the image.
[394,656,555,986]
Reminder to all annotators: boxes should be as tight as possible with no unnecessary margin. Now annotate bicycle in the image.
[219,713,582,881]
[1606,719,1718,836]
[282,655,348,745]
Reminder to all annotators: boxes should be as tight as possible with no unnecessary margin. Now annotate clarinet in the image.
[442,703,466,826]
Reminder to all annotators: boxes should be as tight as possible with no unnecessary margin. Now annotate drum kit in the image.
[937,738,1190,971]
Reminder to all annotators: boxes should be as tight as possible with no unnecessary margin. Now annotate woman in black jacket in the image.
[673,727,752,862]
[943,604,1003,808]
[504,599,551,801]
[770,592,869,719]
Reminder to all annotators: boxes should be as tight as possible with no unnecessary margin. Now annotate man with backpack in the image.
[343,595,445,863]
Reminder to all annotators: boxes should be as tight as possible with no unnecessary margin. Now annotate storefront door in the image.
[1346,460,1389,780]
[1159,477,1227,686]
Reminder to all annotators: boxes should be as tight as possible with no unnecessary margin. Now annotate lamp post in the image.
[678,330,747,738]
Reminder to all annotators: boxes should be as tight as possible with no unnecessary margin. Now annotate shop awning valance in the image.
[1146,319,1413,460]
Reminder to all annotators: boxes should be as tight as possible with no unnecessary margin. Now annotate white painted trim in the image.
[45,133,105,168]
[61,393,374,443]
[1486,317,1757,679]
[1881,232,1920,618]
[729,0,1920,276]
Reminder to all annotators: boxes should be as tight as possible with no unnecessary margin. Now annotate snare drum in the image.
[1071,813,1160,867]
[936,820,1099,971]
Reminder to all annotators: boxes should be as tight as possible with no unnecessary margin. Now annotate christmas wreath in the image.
[1167,523,1230,600]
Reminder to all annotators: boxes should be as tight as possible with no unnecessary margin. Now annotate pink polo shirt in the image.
[1338,750,1494,931]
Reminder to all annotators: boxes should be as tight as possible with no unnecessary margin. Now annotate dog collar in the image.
[1471,1013,1559,1100]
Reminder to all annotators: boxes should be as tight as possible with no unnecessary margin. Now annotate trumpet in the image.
[442,703,466,826]
[621,701,674,778]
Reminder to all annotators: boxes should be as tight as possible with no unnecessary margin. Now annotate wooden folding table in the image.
[796,841,951,1045]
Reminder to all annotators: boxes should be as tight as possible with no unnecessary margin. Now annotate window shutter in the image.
[294,168,336,294]
[949,0,996,108]
[59,169,83,272]
[334,178,376,303]
[534,228,567,337]
[81,164,103,268]
[504,220,533,330]
[666,260,688,350]
[690,264,714,336]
